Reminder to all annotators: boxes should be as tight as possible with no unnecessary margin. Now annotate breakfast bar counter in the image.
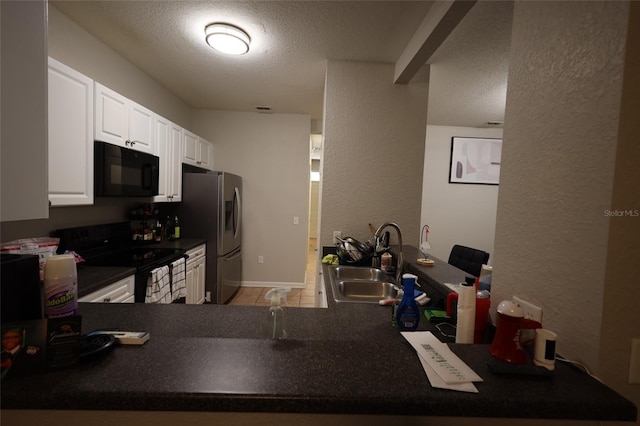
[1,251,636,425]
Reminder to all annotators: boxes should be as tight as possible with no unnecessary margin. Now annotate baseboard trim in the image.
[241,281,305,289]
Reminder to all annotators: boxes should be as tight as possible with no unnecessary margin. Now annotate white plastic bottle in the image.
[43,254,78,318]
[455,280,476,344]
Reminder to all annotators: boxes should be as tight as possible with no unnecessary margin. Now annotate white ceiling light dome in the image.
[205,23,251,55]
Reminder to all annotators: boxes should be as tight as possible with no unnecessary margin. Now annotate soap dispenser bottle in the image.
[395,274,420,331]
[261,288,291,339]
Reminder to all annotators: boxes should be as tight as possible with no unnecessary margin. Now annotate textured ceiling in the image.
[51,1,512,126]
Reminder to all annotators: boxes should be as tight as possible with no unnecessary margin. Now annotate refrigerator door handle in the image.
[225,249,242,262]
[233,186,241,240]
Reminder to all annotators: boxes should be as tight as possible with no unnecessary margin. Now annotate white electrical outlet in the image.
[512,296,543,323]
[293,216,299,225]
[333,231,342,244]
[258,256,264,264]
[629,338,640,384]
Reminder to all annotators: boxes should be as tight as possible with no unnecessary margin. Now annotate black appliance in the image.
[54,222,186,303]
[1,254,43,322]
[94,141,159,197]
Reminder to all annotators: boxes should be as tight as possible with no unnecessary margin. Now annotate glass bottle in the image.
[174,215,181,239]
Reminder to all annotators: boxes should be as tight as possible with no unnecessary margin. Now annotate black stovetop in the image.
[54,222,185,272]
[82,246,185,271]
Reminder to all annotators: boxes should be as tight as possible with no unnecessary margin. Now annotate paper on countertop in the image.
[401,331,483,391]
[416,354,479,393]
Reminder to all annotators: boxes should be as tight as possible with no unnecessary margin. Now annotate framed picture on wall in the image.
[449,137,502,185]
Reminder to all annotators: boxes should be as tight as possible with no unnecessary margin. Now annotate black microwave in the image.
[94,141,159,197]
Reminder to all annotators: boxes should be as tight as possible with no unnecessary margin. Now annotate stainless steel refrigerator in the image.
[179,171,242,304]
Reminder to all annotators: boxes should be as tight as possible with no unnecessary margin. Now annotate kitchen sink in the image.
[333,266,388,281]
[328,266,398,303]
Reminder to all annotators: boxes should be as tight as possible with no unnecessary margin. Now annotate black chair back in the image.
[447,245,490,277]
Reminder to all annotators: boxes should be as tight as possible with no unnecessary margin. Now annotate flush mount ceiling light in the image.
[205,23,251,55]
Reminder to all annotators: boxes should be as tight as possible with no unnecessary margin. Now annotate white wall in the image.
[48,6,192,130]
[321,61,428,248]
[420,125,502,262]
[494,0,635,408]
[0,0,49,222]
[191,110,311,287]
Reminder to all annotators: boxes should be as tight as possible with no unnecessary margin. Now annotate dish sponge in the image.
[321,254,339,265]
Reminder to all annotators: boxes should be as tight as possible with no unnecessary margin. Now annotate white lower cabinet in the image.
[185,245,206,304]
[78,275,135,304]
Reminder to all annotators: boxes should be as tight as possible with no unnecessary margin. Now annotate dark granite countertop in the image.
[1,245,636,422]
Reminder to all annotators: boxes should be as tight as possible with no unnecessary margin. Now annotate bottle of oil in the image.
[174,215,181,239]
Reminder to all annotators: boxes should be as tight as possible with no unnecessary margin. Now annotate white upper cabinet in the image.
[94,83,154,154]
[182,129,214,171]
[128,102,155,153]
[153,115,182,203]
[169,124,183,200]
[182,129,199,165]
[200,137,214,170]
[48,57,94,206]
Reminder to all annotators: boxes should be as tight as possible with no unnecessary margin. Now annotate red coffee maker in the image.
[489,300,542,364]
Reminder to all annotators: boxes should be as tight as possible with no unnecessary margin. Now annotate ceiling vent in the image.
[476,121,504,128]
[255,105,272,112]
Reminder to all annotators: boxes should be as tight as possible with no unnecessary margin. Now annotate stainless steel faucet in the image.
[372,222,403,286]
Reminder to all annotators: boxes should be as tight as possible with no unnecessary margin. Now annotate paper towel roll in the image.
[455,283,476,344]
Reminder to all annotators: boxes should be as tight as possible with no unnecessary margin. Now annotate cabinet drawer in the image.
[186,244,206,261]
[79,275,135,303]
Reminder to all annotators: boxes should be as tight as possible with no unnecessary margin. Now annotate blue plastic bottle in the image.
[395,273,420,331]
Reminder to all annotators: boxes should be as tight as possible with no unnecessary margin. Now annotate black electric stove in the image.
[54,222,186,302]
[82,245,185,271]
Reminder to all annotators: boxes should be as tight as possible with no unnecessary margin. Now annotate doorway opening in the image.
[306,134,322,289]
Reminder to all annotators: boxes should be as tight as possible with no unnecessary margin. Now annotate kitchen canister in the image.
[455,280,476,344]
[43,254,78,318]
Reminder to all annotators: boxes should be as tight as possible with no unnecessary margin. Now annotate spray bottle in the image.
[261,288,291,339]
[395,274,420,331]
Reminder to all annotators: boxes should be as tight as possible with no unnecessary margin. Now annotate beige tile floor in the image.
[228,239,318,308]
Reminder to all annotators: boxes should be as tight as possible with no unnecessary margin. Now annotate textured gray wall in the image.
[494,0,629,377]
[321,61,428,249]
